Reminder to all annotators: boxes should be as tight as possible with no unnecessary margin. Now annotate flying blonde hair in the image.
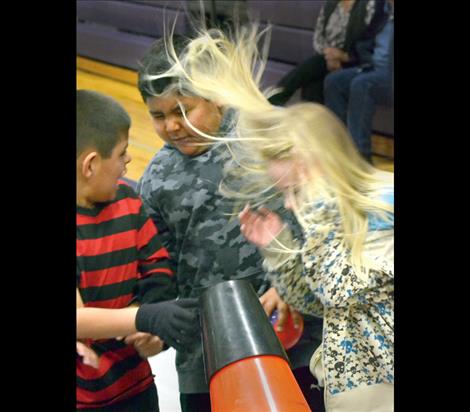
[144,23,394,281]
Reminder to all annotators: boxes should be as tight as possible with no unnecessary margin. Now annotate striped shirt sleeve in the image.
[134,200,177,304]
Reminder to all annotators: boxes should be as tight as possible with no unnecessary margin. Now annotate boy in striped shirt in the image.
[76,90,198,411]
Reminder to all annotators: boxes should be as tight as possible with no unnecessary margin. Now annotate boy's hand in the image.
[239,205,285,248]
[77,341,100,369]
[135,298,199,352]
[123,332,165,358]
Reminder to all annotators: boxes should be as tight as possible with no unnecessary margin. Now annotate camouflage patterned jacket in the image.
[137,142,270,393]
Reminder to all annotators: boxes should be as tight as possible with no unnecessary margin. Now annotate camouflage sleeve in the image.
[137,176,177,274]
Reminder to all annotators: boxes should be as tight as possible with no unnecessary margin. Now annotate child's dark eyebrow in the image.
[120,144,128,155]
[149,105,185,117]
[172,103,187,112]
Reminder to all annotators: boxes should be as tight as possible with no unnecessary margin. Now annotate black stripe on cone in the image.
[200,279,289,382]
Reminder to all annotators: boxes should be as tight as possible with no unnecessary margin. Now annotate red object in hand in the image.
[269,310,304,350]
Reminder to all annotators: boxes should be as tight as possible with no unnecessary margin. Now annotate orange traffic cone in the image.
[200,280,312,412]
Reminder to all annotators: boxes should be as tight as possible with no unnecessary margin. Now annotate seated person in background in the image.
[76,89,198,412]
[268,0,386,106]
[324,0,394,163]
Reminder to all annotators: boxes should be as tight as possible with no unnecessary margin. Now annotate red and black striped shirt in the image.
[77,182,174,409]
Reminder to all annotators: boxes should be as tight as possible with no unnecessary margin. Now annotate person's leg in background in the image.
[323,67,359,125]
[346,70,391,161]
[301,77,326,104]
[180,392,212,412]
[269,54,327,106]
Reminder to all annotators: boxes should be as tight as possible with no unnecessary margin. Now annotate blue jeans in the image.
[324,67,392,160]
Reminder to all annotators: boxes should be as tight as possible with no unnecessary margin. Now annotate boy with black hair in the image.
[76,89,198,411]
[136,37,324,412]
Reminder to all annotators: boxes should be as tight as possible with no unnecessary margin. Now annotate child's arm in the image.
[77,287,139,339]
[120,299,168,357]
[78,297,166,358]
[76,341,100,368]
[137,181,175,261]
[123,332,165,358]
[239,206,324,317]
[77,305,139,339]
[76,289,100,368]
[76,288,199,351]
[133,200,178,304]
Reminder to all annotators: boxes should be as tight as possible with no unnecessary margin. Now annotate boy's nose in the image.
[165,116,181,133]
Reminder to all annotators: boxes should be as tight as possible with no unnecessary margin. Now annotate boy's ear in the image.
[81,151,99,178]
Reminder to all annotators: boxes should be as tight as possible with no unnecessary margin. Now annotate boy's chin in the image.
[99,188,118,204]
[178,145,209,157]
